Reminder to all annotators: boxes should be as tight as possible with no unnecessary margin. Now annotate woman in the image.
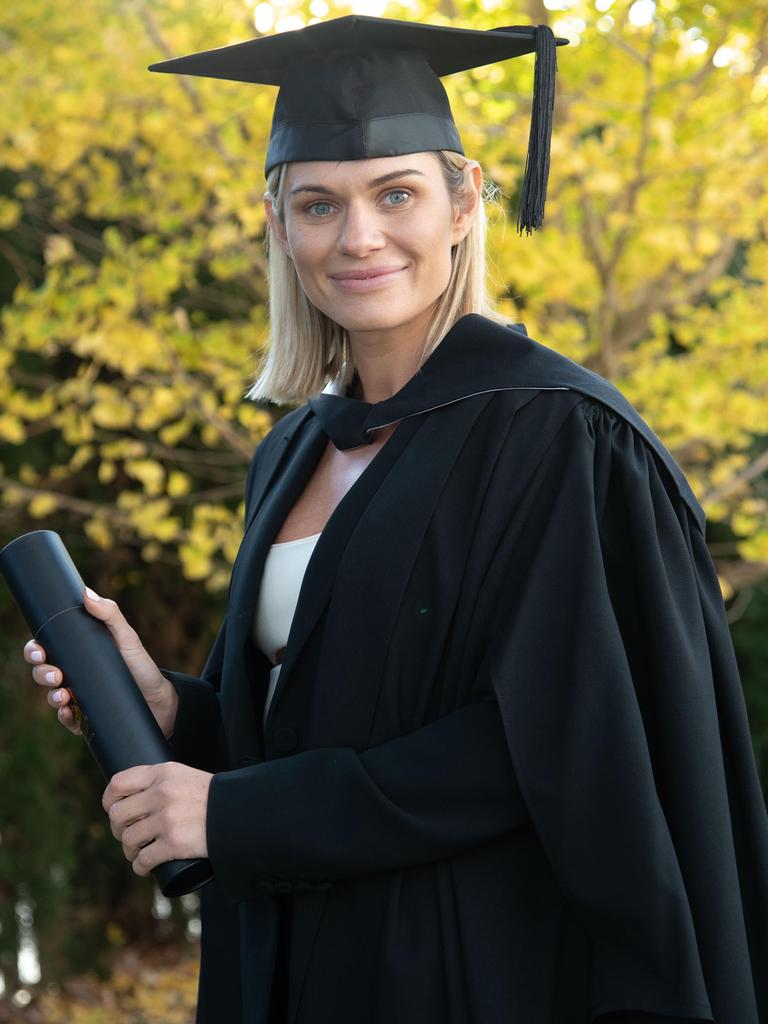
[24,16,768,1024]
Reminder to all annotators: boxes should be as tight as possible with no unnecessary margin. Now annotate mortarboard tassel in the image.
[498,24,558,236]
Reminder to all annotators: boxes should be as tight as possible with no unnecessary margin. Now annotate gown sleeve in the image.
[205,692,531,893]
[157,441,267,773]
[159,614,228,774]
[485,398,768,1024]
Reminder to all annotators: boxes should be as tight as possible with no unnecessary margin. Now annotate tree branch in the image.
[610,235,739,352]
[701,446,768,505]
[133,0,252,165]
[0,475,130,522]
[150,307,256,460]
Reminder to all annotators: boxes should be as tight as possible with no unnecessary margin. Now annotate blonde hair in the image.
[245,150,507,406]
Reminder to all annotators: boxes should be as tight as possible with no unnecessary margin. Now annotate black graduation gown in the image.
[160,313,768,1024]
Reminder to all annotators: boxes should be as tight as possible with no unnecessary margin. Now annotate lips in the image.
[330,266,405,280]
[329,266,407,292]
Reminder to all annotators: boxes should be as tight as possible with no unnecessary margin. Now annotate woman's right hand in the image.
[23,586,179,740]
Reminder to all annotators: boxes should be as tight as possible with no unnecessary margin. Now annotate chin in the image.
[318,299,421,335]
[337,311,411,333]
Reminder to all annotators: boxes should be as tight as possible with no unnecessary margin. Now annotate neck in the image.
[346,303,438,404]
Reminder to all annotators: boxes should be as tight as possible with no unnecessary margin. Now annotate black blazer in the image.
[161,314,768,1024]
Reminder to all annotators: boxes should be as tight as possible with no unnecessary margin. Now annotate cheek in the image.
[285,231,332,303]
[406,204,456,255]
[283,217,322,264]
[409,220,454,275]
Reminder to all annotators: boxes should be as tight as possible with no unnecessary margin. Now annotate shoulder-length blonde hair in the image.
[245,150,507,406]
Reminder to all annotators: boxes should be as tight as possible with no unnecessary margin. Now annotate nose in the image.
[337,201,385,257]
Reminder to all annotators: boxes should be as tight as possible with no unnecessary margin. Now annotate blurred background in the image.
[1,0,766,1019]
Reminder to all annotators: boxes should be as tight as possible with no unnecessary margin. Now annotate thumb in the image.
[81,586,166,702]
[83,586,108,614]
[82,586,142,653]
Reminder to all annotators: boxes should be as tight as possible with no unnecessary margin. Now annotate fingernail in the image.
[46,671,57,684]
[85,587,101,602]
[53,689,64,703]
[31,650,43,662]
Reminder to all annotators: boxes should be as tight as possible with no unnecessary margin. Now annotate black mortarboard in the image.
[149,15,569,235]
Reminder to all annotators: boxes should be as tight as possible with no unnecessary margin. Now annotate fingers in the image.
[24,582,131,740]
[24,639,81,736]
[23,638,46,666]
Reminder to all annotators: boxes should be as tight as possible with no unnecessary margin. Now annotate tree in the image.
[0,0,765,1009]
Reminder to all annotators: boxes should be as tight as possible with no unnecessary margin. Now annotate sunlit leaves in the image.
[0,414,26,444]
[35,949,200,1023]
[0,0,765,595]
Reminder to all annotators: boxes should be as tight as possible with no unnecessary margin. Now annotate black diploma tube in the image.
[0,529,213,898]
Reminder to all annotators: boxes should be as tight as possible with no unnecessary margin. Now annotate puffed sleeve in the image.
[486,398,768,1024]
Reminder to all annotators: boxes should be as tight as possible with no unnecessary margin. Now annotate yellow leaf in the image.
[69,444,95,472]
[98,460,116,484]
[159,418,193,445]
[148,517,180,542]
[0,198,21,229]
[84,517,113,549]
[201,423,220,446]
[236,405,272,434]
[0,414,26,444]
[124,458,166,496]
[717,573,734,603]
[167,470,191,497]
[29,493,58,517]
[91,397,133,429]
[179,544,213,580]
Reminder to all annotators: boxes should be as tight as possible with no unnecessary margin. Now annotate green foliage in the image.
[730,582,768,789]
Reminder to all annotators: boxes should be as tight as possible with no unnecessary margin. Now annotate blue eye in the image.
[305,189,411,217]
[308,201,334,217]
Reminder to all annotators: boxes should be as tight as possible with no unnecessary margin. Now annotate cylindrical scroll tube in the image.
[0,529,213,898]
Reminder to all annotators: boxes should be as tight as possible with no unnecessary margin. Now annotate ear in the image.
[264,194,291,257]
[449,161,482,247]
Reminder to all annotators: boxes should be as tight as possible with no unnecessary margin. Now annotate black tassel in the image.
[513,25,558,236]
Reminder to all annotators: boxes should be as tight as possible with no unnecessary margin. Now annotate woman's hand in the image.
[23,586,179,739]
[102,762,213,875]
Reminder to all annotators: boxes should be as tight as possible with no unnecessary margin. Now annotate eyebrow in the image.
[289,168,427,198]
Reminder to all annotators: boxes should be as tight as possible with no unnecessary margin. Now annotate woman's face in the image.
[265,152,479,338]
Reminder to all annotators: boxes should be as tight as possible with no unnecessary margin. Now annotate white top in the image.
[252,532,321,724]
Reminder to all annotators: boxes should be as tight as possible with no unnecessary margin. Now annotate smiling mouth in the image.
[331,268,405,280]
[330,268,406,285]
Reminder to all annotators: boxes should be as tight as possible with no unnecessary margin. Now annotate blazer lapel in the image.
[262,411,427,734]
[243,408,314,538]
[221,411,326,765]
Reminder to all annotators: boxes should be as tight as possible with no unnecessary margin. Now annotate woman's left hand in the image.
[102,762,213,876]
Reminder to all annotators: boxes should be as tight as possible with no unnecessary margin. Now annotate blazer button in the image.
[274,727,298,752]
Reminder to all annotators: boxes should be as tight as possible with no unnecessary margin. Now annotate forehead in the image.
[284,152,441,190]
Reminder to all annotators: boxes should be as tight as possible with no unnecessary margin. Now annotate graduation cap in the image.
[149,15,569,235]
